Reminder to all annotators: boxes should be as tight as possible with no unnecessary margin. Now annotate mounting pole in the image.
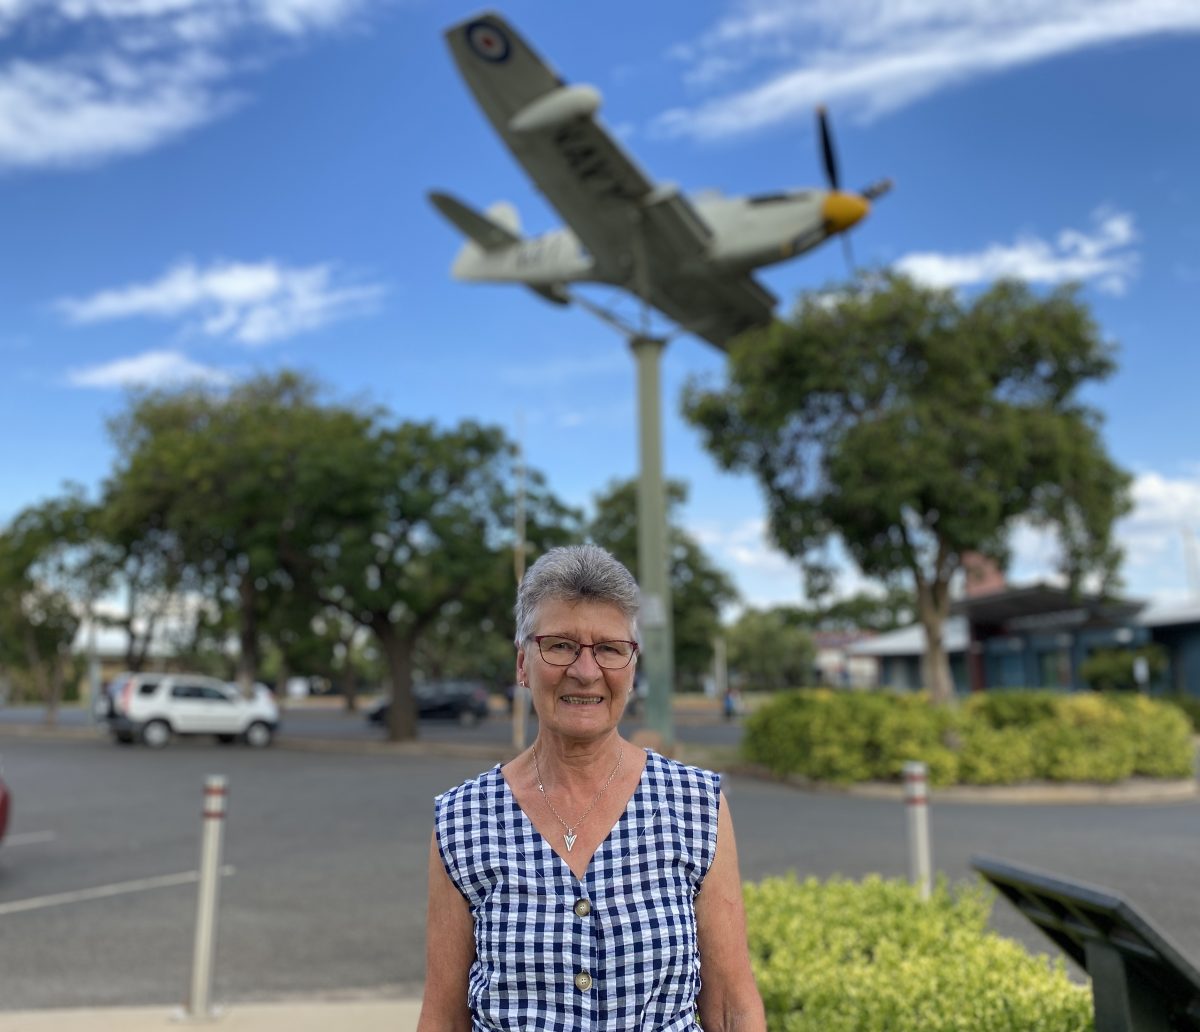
[630,334,674,748]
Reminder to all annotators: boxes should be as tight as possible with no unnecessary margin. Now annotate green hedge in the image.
[1170,695,1200,733]
[743,689,1195,785]
[745,875,1092,1031]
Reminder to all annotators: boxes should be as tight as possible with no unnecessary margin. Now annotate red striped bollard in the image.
[185,775,227,1020]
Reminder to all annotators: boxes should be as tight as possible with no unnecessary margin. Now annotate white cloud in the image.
[894,207,1139,294]
[67,348,230,388]
[58,258,385,345]
[658,1,1200,140]
[0,0,371,169]
[1007,469,1200,600]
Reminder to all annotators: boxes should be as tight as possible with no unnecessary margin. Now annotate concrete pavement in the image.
[0,998,422,1031]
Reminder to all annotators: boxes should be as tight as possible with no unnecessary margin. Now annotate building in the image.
[848,586,1200,698]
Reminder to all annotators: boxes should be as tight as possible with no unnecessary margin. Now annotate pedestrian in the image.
[417,544,765,1032]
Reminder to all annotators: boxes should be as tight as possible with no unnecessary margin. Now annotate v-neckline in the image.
[499,748,653,885]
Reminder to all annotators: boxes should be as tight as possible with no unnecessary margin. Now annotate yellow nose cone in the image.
[822,191,869,233]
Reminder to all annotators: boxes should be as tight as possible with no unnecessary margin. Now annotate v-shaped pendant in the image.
[564,832,577,852]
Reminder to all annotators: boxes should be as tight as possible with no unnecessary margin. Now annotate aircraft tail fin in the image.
[429,191,520,252]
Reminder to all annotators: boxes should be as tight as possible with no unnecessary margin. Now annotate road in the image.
[1,720,1198,1010]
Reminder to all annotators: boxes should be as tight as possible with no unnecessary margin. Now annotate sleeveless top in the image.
[434,750,721,1032]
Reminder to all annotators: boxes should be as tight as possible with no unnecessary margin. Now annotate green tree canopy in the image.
[684,273,1131,703]
[588,478,738,691]
[726,607,815,692]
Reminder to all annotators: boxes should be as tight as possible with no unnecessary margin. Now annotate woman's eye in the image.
[595,643,621,657]
[547,639,576,653]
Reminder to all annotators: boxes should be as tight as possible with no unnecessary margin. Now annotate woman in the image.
[418,544,766,1032]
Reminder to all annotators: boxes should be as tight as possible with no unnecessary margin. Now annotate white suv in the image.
[100,672,280,748]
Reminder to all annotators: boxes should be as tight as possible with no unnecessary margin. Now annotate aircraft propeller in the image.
[816,106,891,276]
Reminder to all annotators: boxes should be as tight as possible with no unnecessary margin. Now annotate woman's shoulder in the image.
[434,763,504,813]
[644,749,722,795]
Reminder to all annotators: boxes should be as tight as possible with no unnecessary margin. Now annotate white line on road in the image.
[3,830,57,847]
[0,866,235,916]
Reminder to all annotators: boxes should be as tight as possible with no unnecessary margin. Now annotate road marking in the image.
[4,830,57,847]
[0,866,235,916]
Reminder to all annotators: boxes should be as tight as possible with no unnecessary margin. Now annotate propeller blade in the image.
[817,105,840,192]
[860,178,893,201]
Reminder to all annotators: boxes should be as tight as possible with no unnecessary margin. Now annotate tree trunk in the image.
[341,661,358,713]
[22,626,55,726]
[916,576,956,706]
[275,656,290,712]
[236,573,259,696]
[373,619,418,741]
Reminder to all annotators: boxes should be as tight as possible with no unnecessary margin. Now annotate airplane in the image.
[430,11,891,351]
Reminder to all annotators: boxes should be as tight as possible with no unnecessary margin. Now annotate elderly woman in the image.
[417,544,765,1032]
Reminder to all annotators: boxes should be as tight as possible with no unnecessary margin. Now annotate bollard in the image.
[903,761,932,901]
[185,775,227,1021]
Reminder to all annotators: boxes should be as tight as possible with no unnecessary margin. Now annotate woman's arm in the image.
[695,791,767,1032]
[416,829,475,1032]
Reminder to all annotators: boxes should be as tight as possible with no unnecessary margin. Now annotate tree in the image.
[294,420,580,740]
[684,273,1131,704]
[725,607,815,691]
[104,372,376,693]
[785,585,914,634]
[0,493,97,721]
[588,478,739,690]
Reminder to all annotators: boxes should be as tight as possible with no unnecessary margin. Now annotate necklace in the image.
[532,744,624,853]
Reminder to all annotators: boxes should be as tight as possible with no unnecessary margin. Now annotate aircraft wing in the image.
[647,269,777,351]
[445,11,774,348]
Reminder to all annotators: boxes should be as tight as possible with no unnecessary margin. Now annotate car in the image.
[367,680,491,727]
[0,773,9,847]
[99,672,280,748]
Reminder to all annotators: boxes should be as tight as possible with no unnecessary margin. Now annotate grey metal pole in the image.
[903,761,932,900]
[186,775,227,1020]
[630,335,674,748]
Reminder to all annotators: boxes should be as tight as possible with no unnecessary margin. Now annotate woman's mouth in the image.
[561,695,604,705]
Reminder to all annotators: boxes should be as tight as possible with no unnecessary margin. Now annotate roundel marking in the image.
[466,20,511,62]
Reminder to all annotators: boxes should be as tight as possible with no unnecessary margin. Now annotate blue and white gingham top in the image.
[434,749,721,1032]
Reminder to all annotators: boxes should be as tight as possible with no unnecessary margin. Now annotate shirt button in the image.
[573,899,592,917]
[574,971,593,992]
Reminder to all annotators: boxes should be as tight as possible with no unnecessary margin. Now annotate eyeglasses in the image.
[530,635,639,670]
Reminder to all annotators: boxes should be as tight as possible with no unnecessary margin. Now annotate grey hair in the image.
[514,544,640,645]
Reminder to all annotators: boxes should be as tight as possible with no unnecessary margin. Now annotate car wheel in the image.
[141,720,171,749]
[457,708,479,728]
[244,721,273,748]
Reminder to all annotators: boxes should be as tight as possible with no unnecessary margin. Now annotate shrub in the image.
[964,690,1060,729]
[743,688,1196,785]
[1168,695,1200,733]
[1079,644,1167,692]
[744,874,1093,1032]
[956,724,1037,784]
[1106,694,1196,778]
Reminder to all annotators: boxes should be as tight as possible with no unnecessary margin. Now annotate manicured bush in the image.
[1168,695,1200,733]
[1107,693,1197,778]
[744,874,1093,1032]
[743,688,1196,785]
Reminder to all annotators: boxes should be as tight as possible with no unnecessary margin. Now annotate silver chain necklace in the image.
[532,745,624,853]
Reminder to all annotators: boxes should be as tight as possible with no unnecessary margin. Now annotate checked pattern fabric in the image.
[434,750,721,1032]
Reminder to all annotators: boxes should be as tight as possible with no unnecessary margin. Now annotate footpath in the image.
[0,999,422,1031]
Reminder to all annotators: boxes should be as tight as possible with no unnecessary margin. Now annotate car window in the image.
[171,684,199,699]
[137,681,160,696]
[198,686,234,703]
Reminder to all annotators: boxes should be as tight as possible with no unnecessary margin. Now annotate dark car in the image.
[0,773,10,847]
[367,681,491,727]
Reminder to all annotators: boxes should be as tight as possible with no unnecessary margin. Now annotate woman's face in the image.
[517,597,637,742]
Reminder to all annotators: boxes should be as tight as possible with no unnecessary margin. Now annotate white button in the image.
[574,971,592,992]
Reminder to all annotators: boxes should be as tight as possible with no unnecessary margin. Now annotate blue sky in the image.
[3,0,1200,611]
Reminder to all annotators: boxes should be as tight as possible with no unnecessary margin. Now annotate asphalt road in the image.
[1,727,1198,1011]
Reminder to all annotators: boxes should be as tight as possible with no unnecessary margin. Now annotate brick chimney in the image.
[961,551,1006,597]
